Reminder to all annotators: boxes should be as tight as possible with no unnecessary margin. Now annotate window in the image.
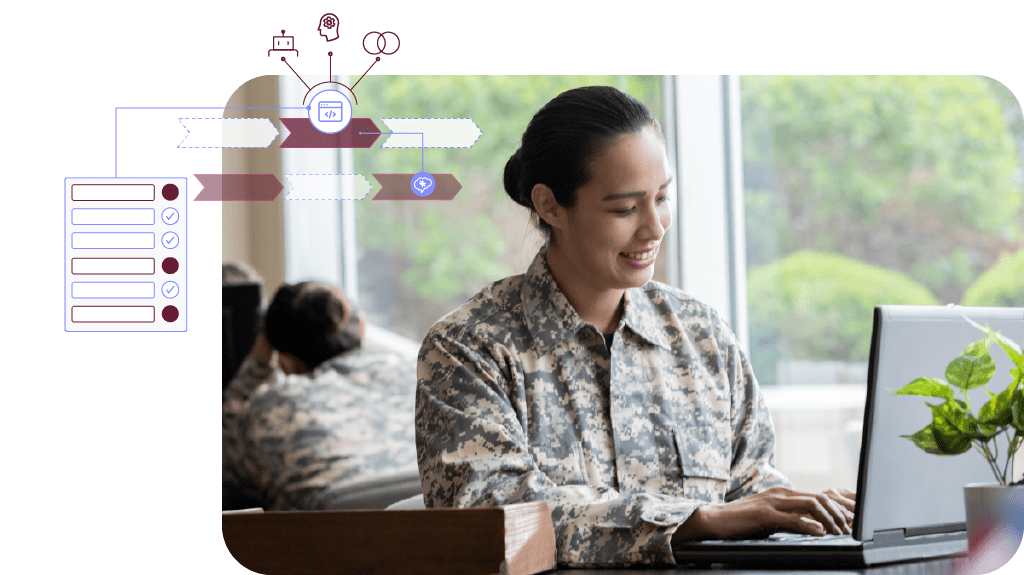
[739,75,1024,490]
[742,75,1024,387]
[325,76,665,340]
[255,74,1023,492]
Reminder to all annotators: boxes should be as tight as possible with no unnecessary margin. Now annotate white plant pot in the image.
[963,483,1024,573]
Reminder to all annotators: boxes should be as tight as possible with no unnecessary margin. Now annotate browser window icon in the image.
[319,102,343,122]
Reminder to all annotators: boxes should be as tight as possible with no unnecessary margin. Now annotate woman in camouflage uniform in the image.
[415,86,855,567]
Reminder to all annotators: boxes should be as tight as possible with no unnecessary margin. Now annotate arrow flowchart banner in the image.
[193,174,283,201]
[378,118,482,148]
[372,174,462,200]
[177,118,279,148]
[280,118,381,148]
[283,174,373,200]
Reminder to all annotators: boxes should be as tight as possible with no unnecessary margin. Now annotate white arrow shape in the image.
[283,174,373,201]
[378,118,482,148]
[177,118,279,149]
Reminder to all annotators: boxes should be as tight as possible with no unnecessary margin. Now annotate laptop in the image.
[672,304,1024,567]
[222,281,262,389]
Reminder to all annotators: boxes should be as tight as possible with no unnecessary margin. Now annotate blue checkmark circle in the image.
[161,281,179,299]
[162,208,179,225]
[161,232,179,249]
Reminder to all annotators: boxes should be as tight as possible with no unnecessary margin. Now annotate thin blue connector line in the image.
[114,106,306,177]
[360,131,426,172]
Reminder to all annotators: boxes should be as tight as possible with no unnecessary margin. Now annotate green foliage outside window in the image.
[963,249,1024,308]
[747,251,940,386]
[742,76,1023,306]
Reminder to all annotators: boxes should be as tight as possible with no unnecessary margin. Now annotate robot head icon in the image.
[318,14,339,42]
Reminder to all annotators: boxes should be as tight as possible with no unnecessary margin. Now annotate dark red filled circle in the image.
[162,257,179,274]
[162,305,179,322]
[162,184,179,201]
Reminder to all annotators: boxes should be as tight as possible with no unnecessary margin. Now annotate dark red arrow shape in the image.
[280,118,381,148]
[371,174,462,200]
[193,174,283,201]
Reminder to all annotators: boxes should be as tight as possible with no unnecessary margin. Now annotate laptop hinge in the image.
[872,528,906,545]
[905,522,965,537]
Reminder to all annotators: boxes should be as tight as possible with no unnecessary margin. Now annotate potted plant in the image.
[894,317,1024,570]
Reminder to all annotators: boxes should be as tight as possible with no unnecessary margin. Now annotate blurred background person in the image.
[223,280,420,511]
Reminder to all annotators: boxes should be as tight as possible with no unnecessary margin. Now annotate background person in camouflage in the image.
[223,281,419,510]
[416,86,856,566]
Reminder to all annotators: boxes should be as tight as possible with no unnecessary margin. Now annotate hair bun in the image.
[503,149,530,208]
[501,86,657,236]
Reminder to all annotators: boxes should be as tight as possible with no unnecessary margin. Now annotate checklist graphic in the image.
[64,177,187,332]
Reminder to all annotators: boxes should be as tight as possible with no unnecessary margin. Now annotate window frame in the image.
[279,75,752,352]
[668,75,750,352]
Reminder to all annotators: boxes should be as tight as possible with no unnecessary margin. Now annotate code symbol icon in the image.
[319,102,343,122]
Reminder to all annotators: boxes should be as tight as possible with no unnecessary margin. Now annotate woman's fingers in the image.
[708,486,860,540]
[824,488,857,514]
[805,493,843,535]
[817,492,851,535]
[797,489,856,536]
[778,491,845,535]
[795,516,826,536]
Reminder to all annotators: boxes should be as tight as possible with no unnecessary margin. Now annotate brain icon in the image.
[322,16,337,29]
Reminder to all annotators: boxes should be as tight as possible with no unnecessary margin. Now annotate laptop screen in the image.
[856,305,1024,540]
[222,281,262,389]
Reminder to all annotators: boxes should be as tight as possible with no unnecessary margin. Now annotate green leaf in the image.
[1012,389,1024,431]
[928,400,976,454]
[954,398,968,411]
[946,338,996,390]
[994,334,1024,371]
[965,318,1024,376]
[893,377,955,400]
[901,424,944,455]
[979,375,1022,426]
[979,421,1001,437]
[963,413,989,439]
[984,326,1024,370]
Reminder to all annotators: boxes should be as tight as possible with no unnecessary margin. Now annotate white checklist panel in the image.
[64,177,187,332]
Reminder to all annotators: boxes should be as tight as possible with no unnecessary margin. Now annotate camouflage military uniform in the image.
[416,248,791,566]
[223,347,419,510]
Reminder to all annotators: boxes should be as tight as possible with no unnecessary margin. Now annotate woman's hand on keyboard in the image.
[675,486,857,540]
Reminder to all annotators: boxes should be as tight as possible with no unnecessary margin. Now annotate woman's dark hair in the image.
[264,281,361,371]
[503,86,660,233]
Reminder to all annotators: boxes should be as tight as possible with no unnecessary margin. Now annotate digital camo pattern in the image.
[416,248,791,567]
[223,347,419,510]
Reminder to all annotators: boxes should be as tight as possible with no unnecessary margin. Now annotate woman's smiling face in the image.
[547,124,674,294]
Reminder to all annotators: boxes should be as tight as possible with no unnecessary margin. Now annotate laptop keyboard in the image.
[765,532,855,545]
[697,532,856,546]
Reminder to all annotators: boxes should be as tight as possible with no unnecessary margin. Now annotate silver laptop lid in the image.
[856,305,1024,541]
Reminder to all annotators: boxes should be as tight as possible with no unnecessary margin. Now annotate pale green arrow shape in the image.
[177,118,280,149]
[379,118,482,148]
[283,174,373,200]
